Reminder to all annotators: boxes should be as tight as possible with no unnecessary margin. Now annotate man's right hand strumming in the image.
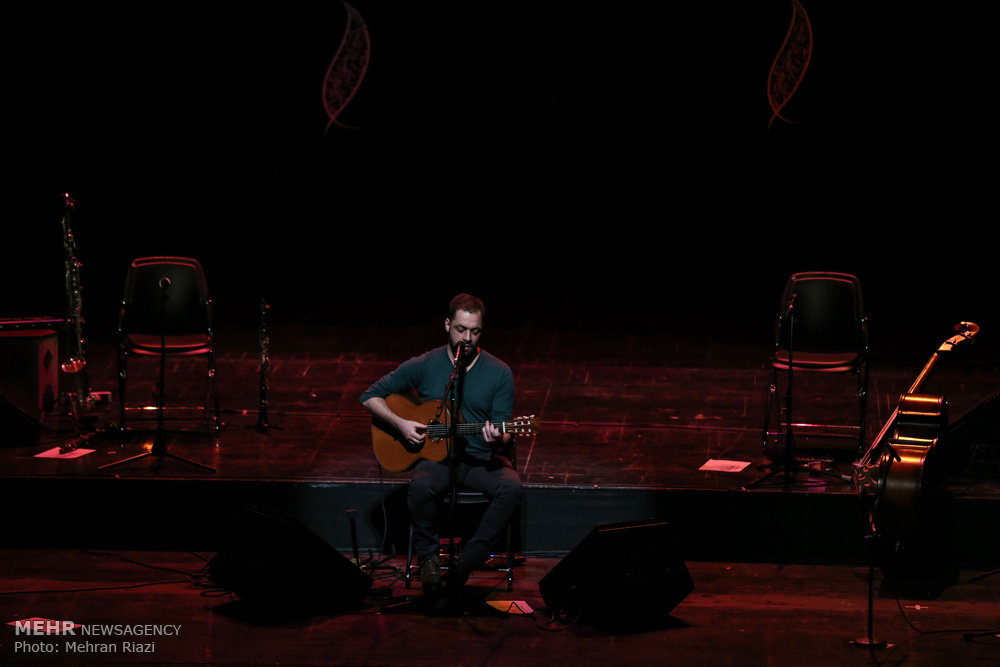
[396,419,427,446]
[362,396,427,445]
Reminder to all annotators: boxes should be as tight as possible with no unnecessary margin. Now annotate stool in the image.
[404,489,516,592]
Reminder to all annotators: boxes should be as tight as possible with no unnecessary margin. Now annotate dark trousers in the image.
[408,457,522,570]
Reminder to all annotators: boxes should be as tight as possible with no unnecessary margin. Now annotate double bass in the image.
[853,322,979,542]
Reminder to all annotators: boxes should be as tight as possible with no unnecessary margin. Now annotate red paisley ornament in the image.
[767,0,813,128]
[322,1,371,132]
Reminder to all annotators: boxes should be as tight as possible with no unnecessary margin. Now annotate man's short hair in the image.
[449,293,485,320]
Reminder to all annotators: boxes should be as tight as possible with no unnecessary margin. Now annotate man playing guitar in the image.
[360,294,522,602]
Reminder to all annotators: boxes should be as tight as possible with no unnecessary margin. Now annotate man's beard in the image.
[452,342,477,363]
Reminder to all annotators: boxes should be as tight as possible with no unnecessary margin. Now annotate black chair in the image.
[761,271,870,456]
[404,490,517,592]
[404,441,520,592]
[117,256,221,437]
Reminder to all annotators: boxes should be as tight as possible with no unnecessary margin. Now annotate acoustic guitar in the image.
[371,393,539,472]
[853,321,979,541]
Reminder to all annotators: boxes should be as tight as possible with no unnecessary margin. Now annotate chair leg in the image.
[762,365,778,452]
[505,523,514,592]
[118,347,128,442]
[856,362,870,452]
[206,348,221,434]
[404,524,415,588]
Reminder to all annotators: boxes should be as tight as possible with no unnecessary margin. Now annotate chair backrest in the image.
[775,272,866,352]
[119,257,212,336]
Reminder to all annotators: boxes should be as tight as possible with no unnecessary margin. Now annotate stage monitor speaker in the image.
[539,518,693,628]
[949,388,1000,476]
[209,506,372,612]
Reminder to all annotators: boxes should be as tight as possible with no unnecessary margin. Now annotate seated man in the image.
[360,293,522,599]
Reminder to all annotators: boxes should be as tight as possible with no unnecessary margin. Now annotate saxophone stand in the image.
[59,356,105,454]
[745,294,845,489]
[100,277,215,472]
[57,376,97,455]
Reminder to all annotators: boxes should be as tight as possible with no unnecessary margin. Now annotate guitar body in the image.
[371,394,450,472]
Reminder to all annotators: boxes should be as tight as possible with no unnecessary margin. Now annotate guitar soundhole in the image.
[426,419,443,443]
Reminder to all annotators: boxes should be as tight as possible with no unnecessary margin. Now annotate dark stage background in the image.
[2,2,997,353]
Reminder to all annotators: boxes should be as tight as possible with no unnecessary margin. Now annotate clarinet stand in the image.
[100,277,215,472]
[745,294,845,489]
[250,298,280,432]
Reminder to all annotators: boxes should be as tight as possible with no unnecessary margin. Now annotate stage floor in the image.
[2,548,1000,666]
[3,321,1000,664]
[7,320,1000,495]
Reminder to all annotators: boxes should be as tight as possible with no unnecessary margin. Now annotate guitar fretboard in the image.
[426,422,504,439]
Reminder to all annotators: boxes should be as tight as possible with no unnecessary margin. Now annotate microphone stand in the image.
[745,293,843,489]
[100,277,215,472]
[851,531,890,650]
[438,342,467,607]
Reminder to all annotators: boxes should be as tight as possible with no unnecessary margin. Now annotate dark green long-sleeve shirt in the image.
[360,345,514,460]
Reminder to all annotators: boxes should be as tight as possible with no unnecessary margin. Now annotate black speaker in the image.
[948,389,1000,475]
[209,506,372,611]
[539,519,693,627]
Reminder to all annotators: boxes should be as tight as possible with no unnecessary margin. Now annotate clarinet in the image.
[59,192,91,419]
[256,298,272,428]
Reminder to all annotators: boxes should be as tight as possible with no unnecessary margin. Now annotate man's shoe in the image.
[419,556,442,594]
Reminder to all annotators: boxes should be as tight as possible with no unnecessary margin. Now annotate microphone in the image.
[454,340,467,364]
[159,276,172,289]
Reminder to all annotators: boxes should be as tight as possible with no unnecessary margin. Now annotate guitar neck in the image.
[426,421,509,439]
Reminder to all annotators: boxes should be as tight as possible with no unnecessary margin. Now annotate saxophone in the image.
[59,192,91,417]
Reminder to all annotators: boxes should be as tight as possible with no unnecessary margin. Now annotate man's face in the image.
[445,309,483,359]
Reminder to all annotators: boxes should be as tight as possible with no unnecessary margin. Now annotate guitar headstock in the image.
[506,415,540,437]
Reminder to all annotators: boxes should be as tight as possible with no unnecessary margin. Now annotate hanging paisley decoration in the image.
[767,0,813,128]
[322,1,371,132]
